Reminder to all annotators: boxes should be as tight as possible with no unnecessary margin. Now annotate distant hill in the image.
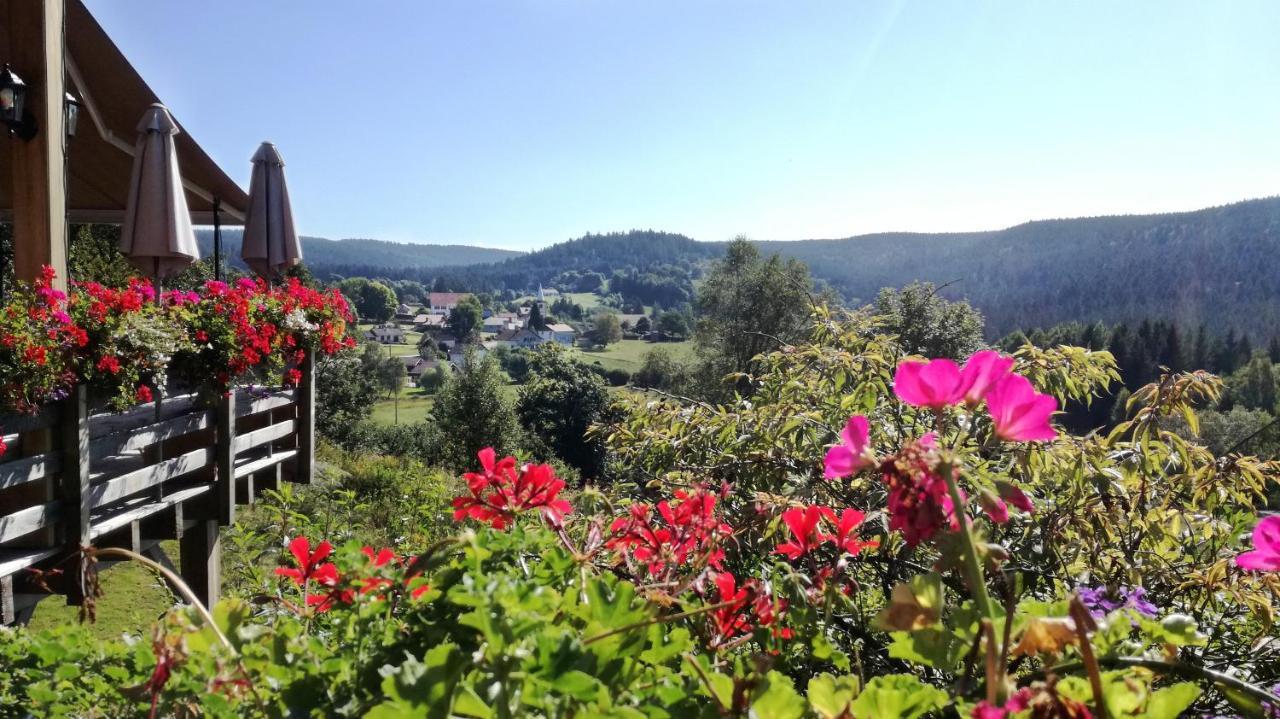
[755,197,1280,337]
[193,229,522,272]
[203,197,1280,339]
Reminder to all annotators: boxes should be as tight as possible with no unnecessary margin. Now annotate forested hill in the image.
[758,196,1280,336]
[193,229,522,271]
[199,197,1280,338]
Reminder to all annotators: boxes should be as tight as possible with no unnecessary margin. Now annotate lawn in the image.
[27,540,181,640]
[371,392,435,425]
[562,292,604,310]
[577,339,693,373]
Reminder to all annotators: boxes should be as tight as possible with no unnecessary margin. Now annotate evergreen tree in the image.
[528,303,548,332]
[1192,324,1211,371]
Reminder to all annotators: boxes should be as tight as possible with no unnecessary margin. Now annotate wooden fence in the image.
[0,352,316,624]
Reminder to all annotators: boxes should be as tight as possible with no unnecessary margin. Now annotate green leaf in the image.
[549,670,603,701]
[849,675,948,719]
[750,671,805,719]
[373,643,466,717]
[886,628,967,673]
[1138,614,1208,647]
[452,686,494,719]
[1143,682,1201,719]
[808,673,861,719]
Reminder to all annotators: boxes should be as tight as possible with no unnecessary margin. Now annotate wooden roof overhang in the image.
[0,0,247,226]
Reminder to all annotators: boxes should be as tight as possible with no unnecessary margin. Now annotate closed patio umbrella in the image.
[241,142,301,278]
[118,104,199,278]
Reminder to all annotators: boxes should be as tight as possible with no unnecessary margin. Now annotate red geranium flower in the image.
[451,448,572,529]
[775,505,835,560]
[275,536,338,587]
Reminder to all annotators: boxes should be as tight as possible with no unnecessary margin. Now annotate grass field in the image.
[577,339,694,373]
[562,292,604,310]
[371,391,436,425]
[27,540,180,639]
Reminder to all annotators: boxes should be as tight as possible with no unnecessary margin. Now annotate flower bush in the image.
[0,268,354,452]
[1,307,1278,717]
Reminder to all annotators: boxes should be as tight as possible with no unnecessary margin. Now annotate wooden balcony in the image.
[0,354,316,624]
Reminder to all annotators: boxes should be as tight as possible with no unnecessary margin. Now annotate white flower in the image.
[283,308,318,332]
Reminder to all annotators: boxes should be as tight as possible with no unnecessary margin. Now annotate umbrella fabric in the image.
[241,142,301,277]
[118,104,199,278]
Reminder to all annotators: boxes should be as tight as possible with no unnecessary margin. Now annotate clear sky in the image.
[85,1,1280,250]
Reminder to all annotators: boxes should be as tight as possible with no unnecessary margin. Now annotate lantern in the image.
[65,92,81,138]
[0,64,26,130]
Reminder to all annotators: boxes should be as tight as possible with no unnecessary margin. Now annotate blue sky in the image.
[86,1,1280,250]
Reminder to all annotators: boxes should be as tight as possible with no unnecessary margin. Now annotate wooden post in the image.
[6,0,69,290]
[296,350,316,484]
[58,385,90,604]
[215,391,235,525]
[179,518,219,608]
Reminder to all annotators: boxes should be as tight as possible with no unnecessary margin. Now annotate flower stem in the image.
[941,465,994,620]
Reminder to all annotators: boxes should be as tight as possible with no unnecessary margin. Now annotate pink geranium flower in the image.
[824,415,872,479]
[893,359,966,410]
[985,374,1057,441]
[1236,516,1280,571]
[959,350,1014,406]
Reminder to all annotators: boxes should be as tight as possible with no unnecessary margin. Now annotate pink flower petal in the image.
[1236,516,1280,572]
[824,446,856,479]
[959,350,1015,405]
[987,374,1057,441]
[840,415,869,454]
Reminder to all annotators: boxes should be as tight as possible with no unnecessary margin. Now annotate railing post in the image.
[58,385,90,604]
[215,390,236,525]
[179,515,220,608]
[297,349,316,484]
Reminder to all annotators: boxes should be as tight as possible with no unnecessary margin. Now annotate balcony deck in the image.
[0,357,315,624]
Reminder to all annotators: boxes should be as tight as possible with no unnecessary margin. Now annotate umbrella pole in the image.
[212,197,222,281]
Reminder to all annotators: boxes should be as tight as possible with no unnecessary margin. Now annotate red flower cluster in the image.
[451,448,573,530]
[707,571,792,649]
[775,505,879,560]
[357,546,431,600]
[879,434,961,547]
[608,485,733,579]
[274,538,430,613]
[174,276,353,395]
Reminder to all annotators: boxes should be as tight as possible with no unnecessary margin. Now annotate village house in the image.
[494,327,547,349]
[448,341,495,366]
[399,355,448,387]
[428,292,471,312]
[364,323,406,344]
[415,313,447,333]
[541,323,578,346]
[482,314,519,335]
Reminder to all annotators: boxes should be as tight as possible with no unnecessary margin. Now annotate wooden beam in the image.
[297,351,316,484]
[7,0,68,289]
[215,391,235,525]
[179,519,219,608]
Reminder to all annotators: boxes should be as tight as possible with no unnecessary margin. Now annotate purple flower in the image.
[1121,586,1158,618]
[1077,584,1158,619]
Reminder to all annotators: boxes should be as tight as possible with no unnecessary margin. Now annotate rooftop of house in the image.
[429,292,471,306]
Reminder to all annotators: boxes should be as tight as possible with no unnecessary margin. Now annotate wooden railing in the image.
[0,352,316,624]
